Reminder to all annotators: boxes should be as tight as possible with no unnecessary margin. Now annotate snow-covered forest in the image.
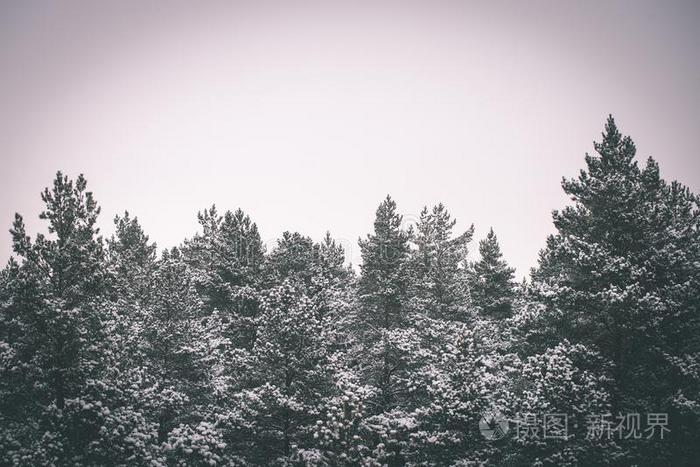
[1,117,698,466]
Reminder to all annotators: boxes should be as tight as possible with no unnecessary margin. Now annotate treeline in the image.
[0,117,699,466]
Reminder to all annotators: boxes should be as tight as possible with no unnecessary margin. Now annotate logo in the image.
[479,409,509,441]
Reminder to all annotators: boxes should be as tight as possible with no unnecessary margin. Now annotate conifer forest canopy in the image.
[1,117,699,465]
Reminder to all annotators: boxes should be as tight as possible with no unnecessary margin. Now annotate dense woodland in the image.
[1,117,699,466]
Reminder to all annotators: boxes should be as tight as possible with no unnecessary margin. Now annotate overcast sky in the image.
[1,0,699,276]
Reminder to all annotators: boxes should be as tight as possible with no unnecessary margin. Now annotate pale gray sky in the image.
[1,0,699,276]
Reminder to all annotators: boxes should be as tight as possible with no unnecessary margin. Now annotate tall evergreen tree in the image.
[219,208,266,286]
[7,172,105,411]
[267,231,353,319]
[358,195,412,333]
[0,173,113,464]
[470,228,516,319]
[225,281,334,464]
[354,196,415,465]
[106,211,156,303]
[530,116,700,463]
[183,206,265,350]
[266,231,318,288]
[411,203,473,320]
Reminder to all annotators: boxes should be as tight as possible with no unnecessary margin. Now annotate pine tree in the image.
[512,342,615,466]
[7,172,105,411]
[358,196,412,332]
[469,228,516,319]
[0,173,112,464]
[411,203,473,320]
[356,196,412,413]
[314,231,355,322]
[268,231,353,323]
[225,280,334,464]
[106,211,157,303]
[222,208,266,278]
[182,205,265,350]
[266,231,318,287]
[529,116,700,463]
